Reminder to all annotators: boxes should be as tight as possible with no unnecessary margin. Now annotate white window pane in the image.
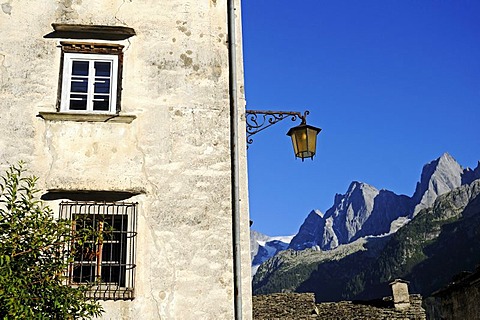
[61,53,118,114]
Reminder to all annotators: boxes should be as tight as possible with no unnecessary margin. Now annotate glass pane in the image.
[72,61,89,76]
[95,61,111,77]
[73,264,95,283]
[112,215,128,233]
[74,243,97,262]
[93,95,110,111]
[296,128,308,153]
[101,265,125,286]
[102,243,121,262]
[69,94,87,110]
[290,135,298,157]
[94,79,110,94]
[307,128,317,156]
[70,77,88,93]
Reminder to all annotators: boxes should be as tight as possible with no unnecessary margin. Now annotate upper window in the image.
[61,53,118,113]
[59,42,124,115]
[44,25,135,119]
[60,201,138,300]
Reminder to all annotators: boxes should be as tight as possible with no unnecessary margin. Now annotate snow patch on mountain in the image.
[250,230,293,276]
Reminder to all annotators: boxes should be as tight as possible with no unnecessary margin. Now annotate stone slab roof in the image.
[253,293,426,320]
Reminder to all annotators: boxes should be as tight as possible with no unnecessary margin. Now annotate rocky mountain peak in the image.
[323,182,379,245]
[326,182,379,220]
[288,210,325,251]
[253,179,480,304]
[412,153,463,215]
[283,154,476,254]
[312,209,323,218]
[332,182,372,206]
[347,180,377,194]
[462,161,480,185]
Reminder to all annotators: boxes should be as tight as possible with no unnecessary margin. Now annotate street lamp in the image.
[245,110,322,161]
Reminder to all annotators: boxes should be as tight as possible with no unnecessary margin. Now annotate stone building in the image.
[253,293,426,320]
[432,267,480,320]
[0,1,251,319]
[253,281,426,320]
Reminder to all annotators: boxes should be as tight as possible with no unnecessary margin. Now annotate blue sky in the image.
[242,0,480,236]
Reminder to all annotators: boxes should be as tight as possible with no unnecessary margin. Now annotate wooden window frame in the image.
[58,42,124,114]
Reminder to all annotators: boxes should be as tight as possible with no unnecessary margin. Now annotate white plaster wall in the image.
[0,0,251,319]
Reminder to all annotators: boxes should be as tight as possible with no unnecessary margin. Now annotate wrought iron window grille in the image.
[59,201,138,300]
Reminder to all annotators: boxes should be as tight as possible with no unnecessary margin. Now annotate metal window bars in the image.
[59,201,137,300]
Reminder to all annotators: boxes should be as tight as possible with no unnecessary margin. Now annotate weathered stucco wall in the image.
[0,0,251,319]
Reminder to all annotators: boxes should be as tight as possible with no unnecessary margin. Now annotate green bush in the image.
[0,163,103,319]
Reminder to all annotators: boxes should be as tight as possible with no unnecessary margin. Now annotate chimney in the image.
[389,279,410,310]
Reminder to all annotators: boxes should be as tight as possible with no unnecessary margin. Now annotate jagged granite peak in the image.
[289,182,384,251]
[253,155,480,300]
[285,153,476,253]
[253,180,480,300]
[352,189,413,240]
[323,181,379,245]
[462,161,480,185]
[288,209,325,251]
[412,153,463,215]
[321,215,338,250]
[350,179,480,300]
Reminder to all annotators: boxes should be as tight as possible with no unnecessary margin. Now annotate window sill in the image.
[38,112,136,123]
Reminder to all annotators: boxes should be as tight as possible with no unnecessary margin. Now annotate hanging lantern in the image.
[286,122,322,161]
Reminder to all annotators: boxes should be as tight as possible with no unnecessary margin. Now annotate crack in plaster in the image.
[114,1,133,51]
[144,221,177,319]
[114,0,131,26]
[133,129,158,195]
[124,38,132,52]
[42,122,58,186]
[150,288,163,319]
[0,53,7,89]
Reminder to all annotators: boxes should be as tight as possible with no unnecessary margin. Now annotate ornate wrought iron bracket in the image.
[245,110,309,145]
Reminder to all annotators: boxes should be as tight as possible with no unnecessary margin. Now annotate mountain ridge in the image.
[252,178,480,302]
[287,153,478,252]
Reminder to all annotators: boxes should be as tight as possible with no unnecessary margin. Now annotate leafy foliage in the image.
[0,163,103,319]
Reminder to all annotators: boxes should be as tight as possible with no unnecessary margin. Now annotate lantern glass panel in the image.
[295,127,308,156]
[290,132,299,156]
[287,124,321,160]
[307,127,318,154]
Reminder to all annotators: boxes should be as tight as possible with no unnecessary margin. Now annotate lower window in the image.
[60,201,138,300]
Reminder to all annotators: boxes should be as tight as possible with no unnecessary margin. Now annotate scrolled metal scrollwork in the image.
[245,110,309,145]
